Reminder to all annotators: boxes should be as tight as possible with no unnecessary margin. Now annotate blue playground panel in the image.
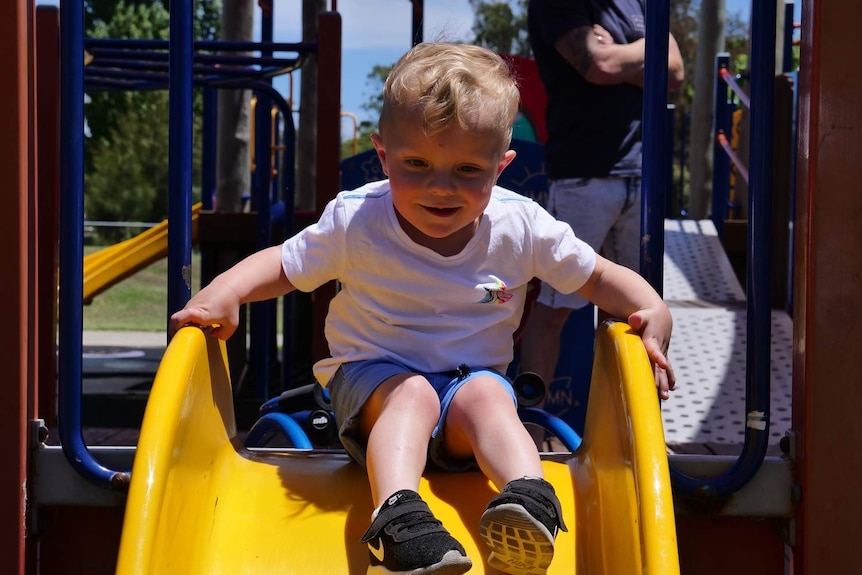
[340,140,595,436]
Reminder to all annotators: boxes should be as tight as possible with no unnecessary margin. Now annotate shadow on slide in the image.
[115,321,678,574]
[82,203,201,303]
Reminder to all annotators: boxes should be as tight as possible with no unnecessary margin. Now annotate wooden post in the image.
[793,0,862,571]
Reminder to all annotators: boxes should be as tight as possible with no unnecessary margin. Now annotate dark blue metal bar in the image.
[410,0,424,45]
[85,38,313,53]
[640,0,671,293]
[249,0,276,399]
[279,104,297,394]
[58,0,130,490]
[670,0,777,500]
[739,0,777,485]
[677,113,689,217]
[787,70,799,316]
[85,49,303,67]
[167,0,194,323]
[86,61,298,78]
[202,89,217,210]
[664,105,676,220]
[711,53,732,239]
[782,1,794,74]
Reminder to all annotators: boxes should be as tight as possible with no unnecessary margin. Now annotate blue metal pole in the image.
[670,0,776,501]
[782,1,794,74]
[640,0,671,293]
[167,0,194,322]
[711,53,732,239]
[280,96,297,393]
[739,0,777,484]
[250,0,275,398]
[665,105,676,219]
[202,89,217,210]
[678,113,689,217]
[58,0,129,489]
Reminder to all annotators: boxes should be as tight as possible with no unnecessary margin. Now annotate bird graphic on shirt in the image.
[478,275,513,304]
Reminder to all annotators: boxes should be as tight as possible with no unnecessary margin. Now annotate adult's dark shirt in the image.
[528,0,645,179]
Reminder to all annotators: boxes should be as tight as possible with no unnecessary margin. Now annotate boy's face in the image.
[371,111,515,255]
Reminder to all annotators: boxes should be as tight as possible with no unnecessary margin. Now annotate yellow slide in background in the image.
[115,321,679,574]
[83,203,201,303]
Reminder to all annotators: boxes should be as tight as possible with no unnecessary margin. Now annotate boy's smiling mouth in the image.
[423,205,460,217]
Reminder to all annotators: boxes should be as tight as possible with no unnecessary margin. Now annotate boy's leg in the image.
[438,373,543,487]
[361,489,472,575]
[479,477,568,575]
[331,362,471,574]
[436,373,567,575]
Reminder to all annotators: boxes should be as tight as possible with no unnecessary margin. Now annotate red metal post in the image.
[793,0,862,572]
[312,11,341,363]
[0,0,35,573]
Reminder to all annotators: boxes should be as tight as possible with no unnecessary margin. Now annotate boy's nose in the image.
[428,172,456,195]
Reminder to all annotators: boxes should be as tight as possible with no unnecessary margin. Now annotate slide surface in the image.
[115,322,678,574]
[83,203,201,303]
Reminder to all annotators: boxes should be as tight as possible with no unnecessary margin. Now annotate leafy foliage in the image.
[84,0,219,241]
[469,0,531,56]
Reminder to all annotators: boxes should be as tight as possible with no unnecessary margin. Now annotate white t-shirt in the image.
[282,180,596,386]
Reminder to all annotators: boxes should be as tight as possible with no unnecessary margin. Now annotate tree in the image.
[84,0,220,241]
[469,0,530,56]
[342,64,391,158]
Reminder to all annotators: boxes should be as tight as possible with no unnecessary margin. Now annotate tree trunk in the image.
[213,0,254,381]
[296,0,327,212]
[687,0,725,219]
[216,0,253,213]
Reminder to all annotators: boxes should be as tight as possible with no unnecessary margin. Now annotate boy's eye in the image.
[458,165,481,174]
[406,159,427,168]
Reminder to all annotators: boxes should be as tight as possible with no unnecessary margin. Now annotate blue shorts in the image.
[327,359,517,471]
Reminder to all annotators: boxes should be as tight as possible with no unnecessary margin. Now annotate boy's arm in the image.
[554,25,685,89]
[169,245,295,340]
[576,255,676,398]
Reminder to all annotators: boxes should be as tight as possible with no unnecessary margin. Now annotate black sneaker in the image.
[361,490,472,575]
[478,477,568,575]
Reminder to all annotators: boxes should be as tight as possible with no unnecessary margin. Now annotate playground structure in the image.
[3,0,862,574]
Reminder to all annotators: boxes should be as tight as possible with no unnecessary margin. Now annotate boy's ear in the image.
[370,133,389,176]
[496,149,517,177]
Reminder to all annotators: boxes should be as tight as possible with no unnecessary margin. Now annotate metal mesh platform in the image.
[660,220,792,454]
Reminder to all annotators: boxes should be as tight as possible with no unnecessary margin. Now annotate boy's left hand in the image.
[627,308,676,400]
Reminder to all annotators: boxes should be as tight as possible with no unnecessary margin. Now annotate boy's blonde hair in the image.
[379,43,520,151]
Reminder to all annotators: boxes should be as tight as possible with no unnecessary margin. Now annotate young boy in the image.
[171,42,674,575]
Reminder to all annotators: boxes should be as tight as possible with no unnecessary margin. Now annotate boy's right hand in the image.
[169,280,242,340]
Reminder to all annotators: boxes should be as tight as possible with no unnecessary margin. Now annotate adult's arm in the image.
[554,24,684,89]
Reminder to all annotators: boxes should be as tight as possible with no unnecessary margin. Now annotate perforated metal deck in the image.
[660,220,793,454]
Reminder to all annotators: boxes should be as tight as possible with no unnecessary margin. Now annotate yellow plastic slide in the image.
[115,322,679,574]
[83,203,201,303]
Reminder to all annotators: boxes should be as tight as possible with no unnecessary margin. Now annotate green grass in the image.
[83,247,201,332]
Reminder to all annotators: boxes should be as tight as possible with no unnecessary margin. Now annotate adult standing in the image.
[520,0,684,418]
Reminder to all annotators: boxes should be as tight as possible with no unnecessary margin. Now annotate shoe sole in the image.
[366,550,473,575]
[479,503,554,575]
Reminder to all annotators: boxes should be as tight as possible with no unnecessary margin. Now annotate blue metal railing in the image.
[663,0,777,500]
[58,0,305,491]
[166,0,194,327]
[640,0,672,292]
[58,0,130,490]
